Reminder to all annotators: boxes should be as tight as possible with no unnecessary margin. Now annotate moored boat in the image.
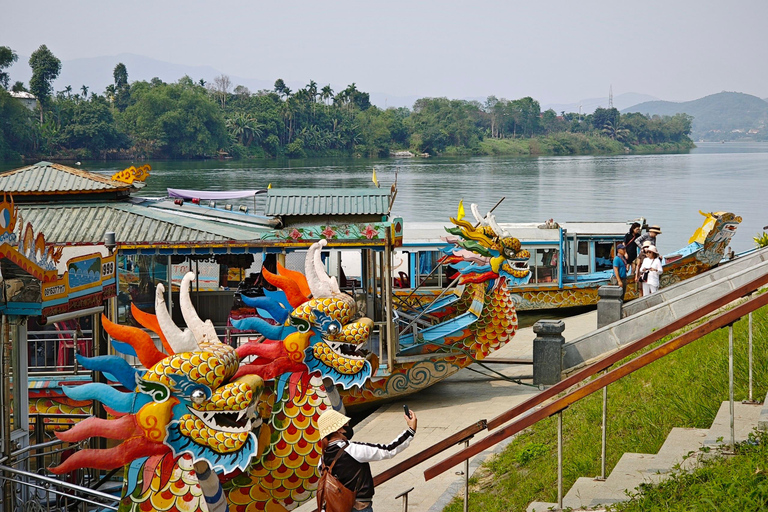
[393,210,741,312]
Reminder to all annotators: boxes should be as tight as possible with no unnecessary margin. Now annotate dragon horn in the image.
[487,213,507,238]
[471,203,486,226]
[155,284,200,354]
[180,272,220,344]
[306,240,333,298]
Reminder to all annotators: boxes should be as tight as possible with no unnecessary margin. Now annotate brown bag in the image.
[317,446,356,512]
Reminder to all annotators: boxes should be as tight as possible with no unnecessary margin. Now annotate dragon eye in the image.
[327,324,339,335]
[190,389,207,405]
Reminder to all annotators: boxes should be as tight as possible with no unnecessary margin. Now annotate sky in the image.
[3,0,768,105]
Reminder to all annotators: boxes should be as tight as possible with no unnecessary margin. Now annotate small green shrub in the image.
[514,443,548,465]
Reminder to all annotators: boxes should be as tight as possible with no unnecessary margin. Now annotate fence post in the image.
[533,320,566,387]
[463,439,470,512]
[597,285,624,328]
[749,312,754,402]
[557,411,564,509]
[729,323,735,452]
[599,384,607,480]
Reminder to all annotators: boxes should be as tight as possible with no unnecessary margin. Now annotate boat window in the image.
[595,242,615,271]
[527,247,560,285]
[568,241,591,274]
[416,251,446,288]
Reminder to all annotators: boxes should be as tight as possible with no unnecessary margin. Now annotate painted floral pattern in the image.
[262,223,387,242]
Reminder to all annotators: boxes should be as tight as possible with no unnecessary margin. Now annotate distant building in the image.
[10,91,37,111]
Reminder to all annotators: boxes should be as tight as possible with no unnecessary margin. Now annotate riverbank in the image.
[443,303,768,512]
[442,133,695,157]
[4,136,695,163]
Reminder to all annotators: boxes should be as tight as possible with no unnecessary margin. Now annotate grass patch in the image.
[443,305,768,512]
[611,430,768,511]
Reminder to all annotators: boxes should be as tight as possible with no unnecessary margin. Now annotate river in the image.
[2,142,766,252]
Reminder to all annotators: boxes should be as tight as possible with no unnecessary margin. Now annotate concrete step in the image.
[645,427,708,474]
[588,453,656,508]
[702,401,763,450]
[527,401,764,512]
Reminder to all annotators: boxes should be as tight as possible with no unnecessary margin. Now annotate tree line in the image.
[0,44,694,161]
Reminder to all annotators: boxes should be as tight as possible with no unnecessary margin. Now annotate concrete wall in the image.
[563,255,768,371]
[622,247,768,318]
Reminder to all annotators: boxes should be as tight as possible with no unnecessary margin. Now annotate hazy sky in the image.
[3,0,768,104]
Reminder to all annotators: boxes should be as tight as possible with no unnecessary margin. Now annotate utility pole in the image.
[609,85,613,109]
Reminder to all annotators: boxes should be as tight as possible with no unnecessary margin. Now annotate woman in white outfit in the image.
[639,245,663,295]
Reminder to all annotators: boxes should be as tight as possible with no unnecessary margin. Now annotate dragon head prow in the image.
[444,202,531,286]
[232,241,377,389]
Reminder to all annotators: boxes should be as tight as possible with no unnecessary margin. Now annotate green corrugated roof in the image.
[265,188,392,216]
[17,200,271,246]
[0,161,132,195]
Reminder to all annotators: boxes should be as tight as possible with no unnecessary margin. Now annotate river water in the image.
[3,142,767,252]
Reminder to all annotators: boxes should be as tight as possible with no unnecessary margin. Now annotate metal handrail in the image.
[485,271,768,432]
[423,287,768,481]
[0,464,119,510]
[360,271,768,488]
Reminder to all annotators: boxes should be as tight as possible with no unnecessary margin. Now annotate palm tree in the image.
[320,85,334,107]
[64,85,72,99]
[602,120,630,142]
[81,85,88,98]
[307,80,318,103]
[226,113,264,147]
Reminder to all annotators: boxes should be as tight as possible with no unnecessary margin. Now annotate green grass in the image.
[443,305,768,512]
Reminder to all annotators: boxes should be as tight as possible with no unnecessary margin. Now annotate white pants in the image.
[642,282,659,295]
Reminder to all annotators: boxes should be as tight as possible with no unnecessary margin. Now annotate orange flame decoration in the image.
[111,164,151,185]
[0,193,18,239]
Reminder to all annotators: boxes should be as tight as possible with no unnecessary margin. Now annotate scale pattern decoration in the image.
[344,202,528,406]
[51,240,377,512]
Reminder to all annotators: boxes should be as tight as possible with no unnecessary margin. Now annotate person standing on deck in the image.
[634,225,661,257]
[613,244,629,301]
[624,222,642,267]
[639,245,663,295]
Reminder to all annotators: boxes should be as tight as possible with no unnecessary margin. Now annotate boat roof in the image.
[265,187,394,217]
[403,221,631,246]
[0,161,134,197]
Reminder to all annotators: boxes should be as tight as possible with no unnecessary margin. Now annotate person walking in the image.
[639,245,663,295]
[613,243,629,301]
[317,408,417,512]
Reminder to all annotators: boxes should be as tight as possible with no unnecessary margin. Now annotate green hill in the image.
[623,92,768,141]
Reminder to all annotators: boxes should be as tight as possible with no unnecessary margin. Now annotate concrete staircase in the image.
[527,399,766,512]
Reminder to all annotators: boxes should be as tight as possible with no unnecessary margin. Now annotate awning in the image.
[167,188,267,200]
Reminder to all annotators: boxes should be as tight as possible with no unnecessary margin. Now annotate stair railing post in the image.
[749,312,753,402]
[600,384,607,480]
[395,487,414,512]
[729,323,735,452]
[463,439,470,512]
[557,411,563,508]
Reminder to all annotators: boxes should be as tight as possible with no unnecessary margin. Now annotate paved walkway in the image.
[295,310,597,512]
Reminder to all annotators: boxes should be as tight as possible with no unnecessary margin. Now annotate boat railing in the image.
[27,325,264,376]
[28,330,93,375]
[0,412,120,512]
[366,271,768,510]
[0,463,120,512]
[397,276,461,341]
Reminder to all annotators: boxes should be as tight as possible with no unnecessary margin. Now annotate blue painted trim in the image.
[558,227,564,290]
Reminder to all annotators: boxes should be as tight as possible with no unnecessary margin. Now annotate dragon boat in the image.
[393,209,741,311]
[38,211,526,511]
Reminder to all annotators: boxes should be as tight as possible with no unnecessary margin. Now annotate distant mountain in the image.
[543,92,659,115]
[623,92,768,141]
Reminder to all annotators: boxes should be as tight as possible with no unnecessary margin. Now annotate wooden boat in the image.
[393,211,741,312]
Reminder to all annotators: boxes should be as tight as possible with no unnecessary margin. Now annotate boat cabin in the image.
[396,220,638,291]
